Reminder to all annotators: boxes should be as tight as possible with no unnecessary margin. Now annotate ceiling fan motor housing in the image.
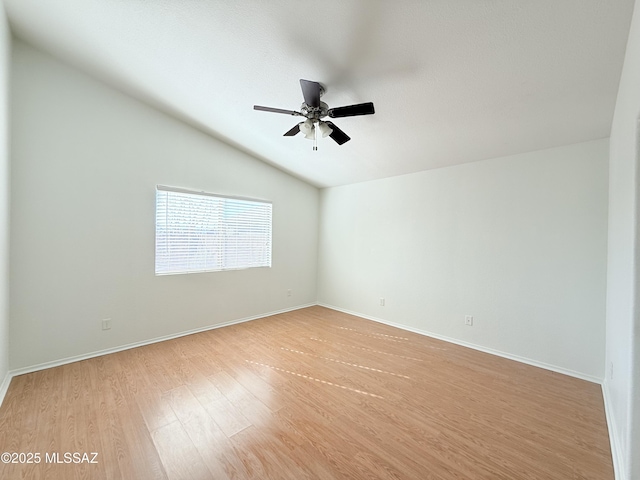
[301,101,329,120]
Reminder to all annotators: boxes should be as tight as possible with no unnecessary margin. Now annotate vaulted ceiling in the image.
[3,0,635,187]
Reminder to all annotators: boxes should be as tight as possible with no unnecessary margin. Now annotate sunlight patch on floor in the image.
[245,360,384,399]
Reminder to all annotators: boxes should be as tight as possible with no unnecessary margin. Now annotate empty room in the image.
[0,1,639,479]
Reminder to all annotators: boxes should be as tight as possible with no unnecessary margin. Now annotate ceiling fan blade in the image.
[300,79,321,108]
[324,122,351,145]
[283,124,301,136]
[328,102,375,118]
[254,105,301,116]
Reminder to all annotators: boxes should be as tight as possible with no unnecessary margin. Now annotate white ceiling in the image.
[3,0,635,187]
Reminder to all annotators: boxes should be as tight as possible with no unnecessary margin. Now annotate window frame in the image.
[154,185,273,276]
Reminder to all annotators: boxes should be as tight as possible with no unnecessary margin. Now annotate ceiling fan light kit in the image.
[299,119,313,136]
[317,121,333,138]
[254,79,375,150]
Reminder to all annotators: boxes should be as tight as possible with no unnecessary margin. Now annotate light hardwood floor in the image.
[0,306,613,479]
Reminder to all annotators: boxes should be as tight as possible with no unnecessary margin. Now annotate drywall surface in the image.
[0,5,9,394]
[606,0,640,477]
[318,140,608,380]
[10,40,319,369]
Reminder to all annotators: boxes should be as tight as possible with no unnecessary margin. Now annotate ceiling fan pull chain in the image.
[313,121,318,151]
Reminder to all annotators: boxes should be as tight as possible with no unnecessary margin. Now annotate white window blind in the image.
[155,186,272,275]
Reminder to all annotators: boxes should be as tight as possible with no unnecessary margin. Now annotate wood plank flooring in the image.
[0,306,613,479]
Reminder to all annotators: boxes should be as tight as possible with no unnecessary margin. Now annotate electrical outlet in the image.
[102,318,111,331]
[287,289,292,297]
[380,298,385,306]
[465,315,473,326]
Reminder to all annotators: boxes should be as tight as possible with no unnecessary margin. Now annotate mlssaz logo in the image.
[45,452,99,464]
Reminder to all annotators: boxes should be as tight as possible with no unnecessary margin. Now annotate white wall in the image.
[9,40,319,370]
[605,0,640,477]
[0,4,10,396]
[318,140,608,380]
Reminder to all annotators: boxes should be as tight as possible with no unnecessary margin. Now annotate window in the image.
[155,186,272,275]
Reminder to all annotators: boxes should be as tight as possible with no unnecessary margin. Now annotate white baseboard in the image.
[318,303,602,384]
[602,382,626,480]
[0,369,11,408]
[5,303,316,381]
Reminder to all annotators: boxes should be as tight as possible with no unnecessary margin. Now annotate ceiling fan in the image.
[254,79,375,150]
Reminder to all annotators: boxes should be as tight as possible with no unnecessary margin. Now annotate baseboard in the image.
[318,303,602,384]
[0,369,11,408]
[7,303,316,379]
[602,382,626,480]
